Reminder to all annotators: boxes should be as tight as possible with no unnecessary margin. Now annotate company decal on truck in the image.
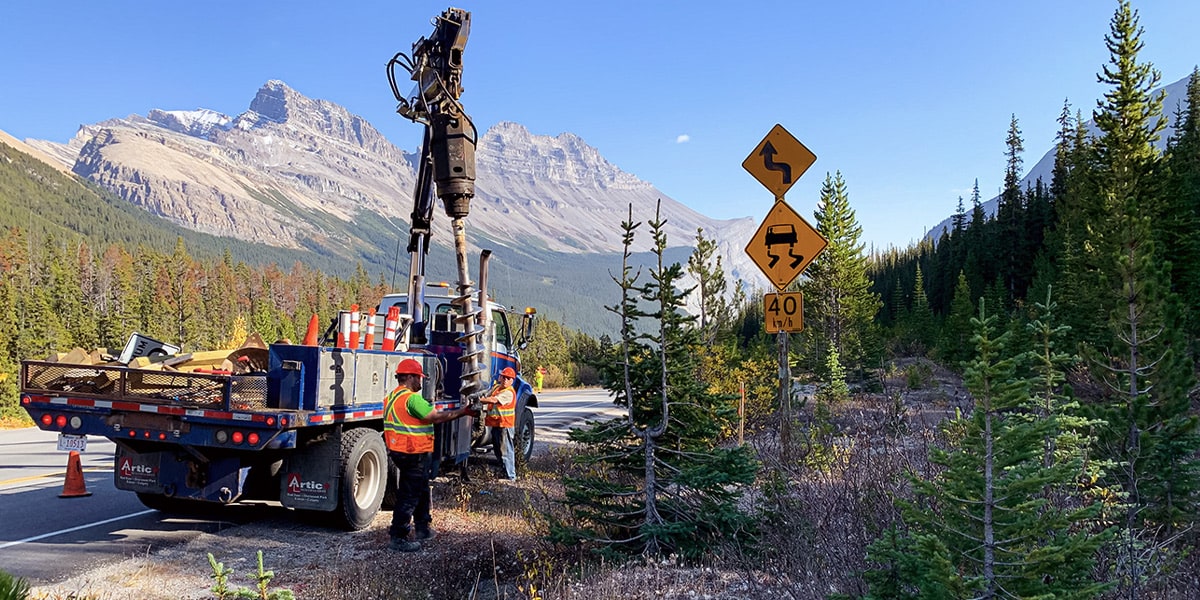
[283,472,333,506]
[117,455,160,488]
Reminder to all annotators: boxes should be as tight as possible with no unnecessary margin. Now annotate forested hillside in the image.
[859,4,1199,595]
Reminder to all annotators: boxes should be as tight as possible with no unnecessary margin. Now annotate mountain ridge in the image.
[19,80,760,282]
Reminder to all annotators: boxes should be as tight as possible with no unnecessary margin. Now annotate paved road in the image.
[0,386,620,585]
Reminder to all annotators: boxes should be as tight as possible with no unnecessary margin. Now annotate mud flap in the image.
[280,434,340,512]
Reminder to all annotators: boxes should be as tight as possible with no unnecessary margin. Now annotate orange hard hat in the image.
[395,358,424,377]
[500,367,516,378]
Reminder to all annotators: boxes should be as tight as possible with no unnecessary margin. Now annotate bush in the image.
[0,570,30,600]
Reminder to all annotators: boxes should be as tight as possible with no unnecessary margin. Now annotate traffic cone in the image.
[302,314,320,346]
[382,306,400,352]
[59,451,92,498]
[363,308,376,350]
[349,304,361,349]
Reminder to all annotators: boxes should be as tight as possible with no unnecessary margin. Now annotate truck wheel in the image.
[335,428,387,530]
[514,407,535,464]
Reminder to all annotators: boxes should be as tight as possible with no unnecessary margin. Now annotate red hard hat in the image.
[395,358,424,377]
[500,367,516,378]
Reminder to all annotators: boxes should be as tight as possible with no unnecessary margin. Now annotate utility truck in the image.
[19,6,536,530]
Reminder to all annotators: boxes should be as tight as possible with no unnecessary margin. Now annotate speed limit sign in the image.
[764,291,803,333]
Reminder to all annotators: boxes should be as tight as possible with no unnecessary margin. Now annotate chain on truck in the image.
[18,6,539,530]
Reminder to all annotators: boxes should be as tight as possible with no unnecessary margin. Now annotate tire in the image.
[492,408,534,467]
[515,407,535,463]
[334,427,387,530]
[380,460,402,511]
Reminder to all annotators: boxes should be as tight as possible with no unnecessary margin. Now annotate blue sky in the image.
[3,1,1199,250]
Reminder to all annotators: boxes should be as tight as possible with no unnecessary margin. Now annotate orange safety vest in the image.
[484,383,516,428]
[383,386,434,454]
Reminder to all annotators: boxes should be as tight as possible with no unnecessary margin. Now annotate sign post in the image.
[742,124,826,464]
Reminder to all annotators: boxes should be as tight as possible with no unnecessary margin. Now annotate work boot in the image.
[414,526,436,541]
[389,537,421,552]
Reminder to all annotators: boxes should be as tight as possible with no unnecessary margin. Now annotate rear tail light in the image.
[40,414,53,427]
[247,433,260,446]
[231,431,244,444]
[55,415,68,428]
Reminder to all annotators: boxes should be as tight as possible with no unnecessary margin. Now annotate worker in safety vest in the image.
[481,367,518,480]
[383,358,476,552]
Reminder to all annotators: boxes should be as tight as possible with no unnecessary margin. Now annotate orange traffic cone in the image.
[382,306,400,351]
[349,304,361,349]
[59,450,92,498]
[363,308,376,350]
[302,314,320,346]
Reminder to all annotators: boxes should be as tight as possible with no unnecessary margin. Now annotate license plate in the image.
[57,433,87,452]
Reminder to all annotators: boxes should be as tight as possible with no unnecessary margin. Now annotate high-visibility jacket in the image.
[383,386,434,454]
[484,383,516,428]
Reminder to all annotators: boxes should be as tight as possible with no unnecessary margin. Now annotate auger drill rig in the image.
[386,8,539,459]
[388,7,488,403]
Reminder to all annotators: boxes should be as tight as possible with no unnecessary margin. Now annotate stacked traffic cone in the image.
[363,308,377,350]
[302,314,320,346]
[348,304,361,349]
[59,450,92,498]
[382,306,400,351]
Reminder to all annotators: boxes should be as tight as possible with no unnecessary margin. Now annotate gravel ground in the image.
[28,460,549,600]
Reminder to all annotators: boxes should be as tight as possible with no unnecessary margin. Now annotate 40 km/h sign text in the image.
[764,291,803,334]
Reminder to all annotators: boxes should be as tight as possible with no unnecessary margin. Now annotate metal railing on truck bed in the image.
[20,360,268,411]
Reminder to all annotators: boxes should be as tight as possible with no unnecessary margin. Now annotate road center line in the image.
[0,510,156,550]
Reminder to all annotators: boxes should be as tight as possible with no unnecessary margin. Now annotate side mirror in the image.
[517,307,537,349]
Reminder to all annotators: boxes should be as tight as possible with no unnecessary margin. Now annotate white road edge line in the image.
[0,510,156,550]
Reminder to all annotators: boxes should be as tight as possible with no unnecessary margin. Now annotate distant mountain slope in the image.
[21,81,761,289]
[927,73,1193,241]
[0,136,660,335]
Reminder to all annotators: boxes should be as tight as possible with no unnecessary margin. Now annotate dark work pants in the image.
[389,451,432,539]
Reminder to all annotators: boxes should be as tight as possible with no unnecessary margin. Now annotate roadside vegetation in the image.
[4,1,1199,598]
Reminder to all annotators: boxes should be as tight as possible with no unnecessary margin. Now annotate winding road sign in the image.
[742,124,816,198]
[745,200,827,290]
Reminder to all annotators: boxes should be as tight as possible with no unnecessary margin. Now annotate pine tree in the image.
[802,172,882,371]
[870,301,1111,599]
[552,202,758,559]
[904,264,935,355]
[996,115,1026,302]
[1160,67,1200,338]
[937,271,975,369]
[686,227,732,345]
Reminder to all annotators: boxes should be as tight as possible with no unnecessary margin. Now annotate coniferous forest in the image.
[0,1,1197,597]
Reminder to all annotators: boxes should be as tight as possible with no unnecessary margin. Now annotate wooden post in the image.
[779,331,791,463]
[739,380,746,446]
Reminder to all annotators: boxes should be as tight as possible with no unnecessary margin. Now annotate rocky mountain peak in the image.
[232,80,393,155]
[478,121,647,191]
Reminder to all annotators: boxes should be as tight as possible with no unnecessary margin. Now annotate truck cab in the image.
[377,284,539,464]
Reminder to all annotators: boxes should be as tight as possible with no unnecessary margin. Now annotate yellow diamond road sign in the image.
[742,124,816,198]
[746,200,828,290]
